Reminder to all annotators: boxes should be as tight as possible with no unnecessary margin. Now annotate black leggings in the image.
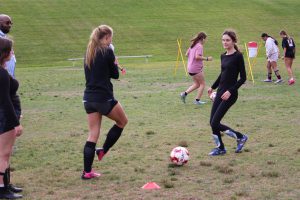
[210,91,242,149]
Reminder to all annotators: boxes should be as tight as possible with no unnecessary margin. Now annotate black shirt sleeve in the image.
[211,73,221,90]
[107,49,119,79]
[282,38,288,49]
[229,53,246,93]
[0,69,19,129]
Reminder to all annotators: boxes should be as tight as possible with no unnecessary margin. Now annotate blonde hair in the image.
[85,25,113,68]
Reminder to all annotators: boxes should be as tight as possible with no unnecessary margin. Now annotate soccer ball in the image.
[170,146,189,166]
[209,92,217,102]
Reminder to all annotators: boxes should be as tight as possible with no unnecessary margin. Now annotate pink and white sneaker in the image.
[288,78,295,85]
[81,170,101,179]
[95,148,105,161]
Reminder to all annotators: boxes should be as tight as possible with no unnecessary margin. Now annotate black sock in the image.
[232,130,244,139]
[212,133,225,150]
[103,125,123,154]
[196,99,200,101]
[184,92,187,96]
[268,73,272,80]
[0,169,9,189]
[218,134,225,150]
[275,70,281,79]
[83,141,96,173]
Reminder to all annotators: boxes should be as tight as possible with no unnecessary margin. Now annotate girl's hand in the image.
[15,125,23,137]
[207,56,213,61]
[221,90,231,101]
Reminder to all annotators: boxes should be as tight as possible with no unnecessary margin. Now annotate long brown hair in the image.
[222,30,239,52]
[0,37,12,67]
[190,32,207,48]
[85,25,113,68]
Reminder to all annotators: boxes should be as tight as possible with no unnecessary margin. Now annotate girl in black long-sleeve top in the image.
[207,30,248,156]
[0,37,23,199]
[81,25,128,179]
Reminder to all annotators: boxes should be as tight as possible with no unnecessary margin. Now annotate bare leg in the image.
[195,72,205,100]
[185,75,200,95]
[106,103,128,128]
[86,112,102,143]
[0,130,16,185]
[285,58,294,79]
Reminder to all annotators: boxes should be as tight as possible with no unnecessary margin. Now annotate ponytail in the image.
[190,32,207,48]
[85,25,113,69]
[234,44,239,52]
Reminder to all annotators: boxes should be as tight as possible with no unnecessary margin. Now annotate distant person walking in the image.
[207,30,247,156]
[0,37,23,199]
[82,25,128,179]
[180,32,212,105]
[261,33,283,84]
[0,14,16,78]
[279,30,296,85]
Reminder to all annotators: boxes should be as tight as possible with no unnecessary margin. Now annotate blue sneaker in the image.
[180,92,186,104]
[209,147,226,156]
[194,100,206,105]
[235,134,248,153]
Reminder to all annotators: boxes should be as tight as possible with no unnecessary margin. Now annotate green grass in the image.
[1,0,300,199]
[2,0,300,67]
[11,58,300,199]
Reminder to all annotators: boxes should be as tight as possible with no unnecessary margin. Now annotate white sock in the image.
[0,184,4,187]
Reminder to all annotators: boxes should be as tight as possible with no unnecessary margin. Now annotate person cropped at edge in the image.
[0,14,16,78]
[0,37,23,199]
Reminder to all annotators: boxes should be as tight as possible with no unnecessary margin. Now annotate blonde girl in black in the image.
[82,25,128,179]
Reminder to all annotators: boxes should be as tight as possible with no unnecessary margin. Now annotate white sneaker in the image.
[180,92,186,104]
[263,79,272,82]
[194,100,206,105]
[274,79,284,84]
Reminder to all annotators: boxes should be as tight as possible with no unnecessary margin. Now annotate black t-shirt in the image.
[0,67,20,132]
[212,51,246,94]
[282,37,295,57]
[83,48,119,102]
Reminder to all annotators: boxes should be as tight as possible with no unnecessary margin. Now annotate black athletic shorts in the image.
[0,108,21,135]
[285,52,295,59]
[189,72,198,76]
[84,99,118,115]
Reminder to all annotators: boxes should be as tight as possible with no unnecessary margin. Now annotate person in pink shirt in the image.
[180,32,212,105]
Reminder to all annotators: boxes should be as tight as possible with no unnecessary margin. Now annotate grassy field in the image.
[13,59,300,200]
[1,0,300,199]
[2,0,300,67]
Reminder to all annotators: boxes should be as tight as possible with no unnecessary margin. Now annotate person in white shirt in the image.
[0,14,16,78]
[261,33,283,84]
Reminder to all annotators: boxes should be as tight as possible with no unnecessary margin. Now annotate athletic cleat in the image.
[235,134,248,153]
[263,79,272,82]
[288,79,295,85]
[274,79,283,84]
[194,100,206,105]
[209,148,226,156]
[8,184,23,193]
[0,188,22,199]
[95,148,105,161]
[180,92,186,104]
[81,170,101,179]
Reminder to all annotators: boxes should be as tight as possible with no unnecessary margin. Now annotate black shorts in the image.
[84,99,118,115]
[285,52,295,59]
[189,72,198,76]
[0,108,20,135]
